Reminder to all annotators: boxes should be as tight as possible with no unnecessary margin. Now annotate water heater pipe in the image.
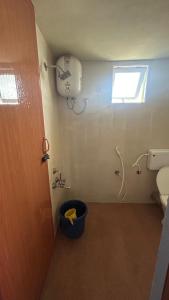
[43,62,71,80]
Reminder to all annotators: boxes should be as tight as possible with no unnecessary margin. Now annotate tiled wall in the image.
[59,59,169,203]
[36,26,65,231]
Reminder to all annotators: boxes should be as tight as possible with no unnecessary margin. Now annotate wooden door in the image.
[0,1,54,300]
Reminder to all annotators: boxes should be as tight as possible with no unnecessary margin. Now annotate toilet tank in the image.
[147,149,169,170]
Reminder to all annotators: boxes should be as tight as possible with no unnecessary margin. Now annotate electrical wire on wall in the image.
[115,146,127,201]
[66,97,88,115]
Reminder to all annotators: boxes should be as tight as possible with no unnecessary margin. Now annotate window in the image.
[0,74,18,105]
[112,65,148,103]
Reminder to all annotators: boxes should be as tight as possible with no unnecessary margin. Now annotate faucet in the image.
[52,171,66,189]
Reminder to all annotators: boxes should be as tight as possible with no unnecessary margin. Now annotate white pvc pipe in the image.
[132,153,148,168]
[115,146,125,197]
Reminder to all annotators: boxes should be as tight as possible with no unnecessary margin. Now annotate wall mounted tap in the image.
[52,170,69,189]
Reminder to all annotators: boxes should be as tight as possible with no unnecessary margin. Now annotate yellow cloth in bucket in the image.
[64,208,77,225]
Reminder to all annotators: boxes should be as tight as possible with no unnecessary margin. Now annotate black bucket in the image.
[59,200,88,239]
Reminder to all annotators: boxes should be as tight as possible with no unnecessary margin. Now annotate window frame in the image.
[112,65,148,103]
[0,68,19,105]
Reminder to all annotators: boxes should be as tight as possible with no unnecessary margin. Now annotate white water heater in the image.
[56,55,82,98]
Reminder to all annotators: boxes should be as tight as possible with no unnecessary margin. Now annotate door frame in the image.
[150,202,169,300]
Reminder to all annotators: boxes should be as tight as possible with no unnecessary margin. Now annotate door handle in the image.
[42,137,50,162]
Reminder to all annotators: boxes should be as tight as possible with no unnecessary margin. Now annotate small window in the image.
[0,74,18,105]
[112,65,148,103]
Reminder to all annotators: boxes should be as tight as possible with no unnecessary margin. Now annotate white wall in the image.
[36,26,65,232]
[59,59,169,203]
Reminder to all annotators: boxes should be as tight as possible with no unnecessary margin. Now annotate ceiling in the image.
[32,0,169,61]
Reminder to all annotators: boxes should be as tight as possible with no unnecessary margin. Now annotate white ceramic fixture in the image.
[156,166,169,211]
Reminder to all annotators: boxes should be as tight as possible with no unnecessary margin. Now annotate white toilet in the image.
[147,149,169,212]
[156,166,169,211]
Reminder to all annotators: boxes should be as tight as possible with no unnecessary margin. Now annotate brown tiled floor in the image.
[41,203,163,300]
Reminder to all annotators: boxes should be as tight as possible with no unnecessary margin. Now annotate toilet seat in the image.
[156,166,169,195]
[160,195,168,210]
